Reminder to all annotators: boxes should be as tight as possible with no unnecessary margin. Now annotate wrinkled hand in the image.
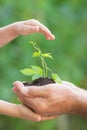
[13,81,78,116]
[15,19,55,40]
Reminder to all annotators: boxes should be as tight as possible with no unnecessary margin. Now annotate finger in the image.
[12,81,24,96]
[27,19,55,40]
[18,96,39,112]
[19,104,42,122]
[12,81,31,99]
[13,81,48,98]
[25,86,48,97]
[26,110,42,122]
[37,23,55,40]
[41,115,59,121]
[13,81,33,100]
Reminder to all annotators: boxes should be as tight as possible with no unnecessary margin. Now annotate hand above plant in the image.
[15,19,55,40]
[0,19,55,47]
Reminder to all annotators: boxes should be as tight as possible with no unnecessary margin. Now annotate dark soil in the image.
[23,77,55,86]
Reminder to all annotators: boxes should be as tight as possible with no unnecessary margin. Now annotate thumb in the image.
[13,81,47,98]
[12,81,28,96]
[26,86,48,98]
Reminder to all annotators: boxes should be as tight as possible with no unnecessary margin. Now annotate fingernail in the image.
[12,81,18,86]
[12,87,17,92]
[51,34,55,40]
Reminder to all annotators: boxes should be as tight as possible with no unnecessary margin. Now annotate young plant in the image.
[20,42,62,83]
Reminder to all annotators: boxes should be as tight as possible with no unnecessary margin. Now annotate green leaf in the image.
[31,65,42,71]
[31,66,43,75]
[52,73,62,83]
[42,53,53,59]
[32,74,42,81]
[20,68,35,76]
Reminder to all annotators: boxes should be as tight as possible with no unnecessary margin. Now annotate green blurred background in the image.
[0,0,87,130]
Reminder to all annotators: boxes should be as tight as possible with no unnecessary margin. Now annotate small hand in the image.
[15,19,55,40]
[17,104,58,121]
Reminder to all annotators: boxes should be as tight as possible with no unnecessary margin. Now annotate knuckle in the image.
[30,19,39,23]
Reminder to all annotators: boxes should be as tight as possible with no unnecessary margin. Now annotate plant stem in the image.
[31,42,51,77]
[41,55,47,77]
